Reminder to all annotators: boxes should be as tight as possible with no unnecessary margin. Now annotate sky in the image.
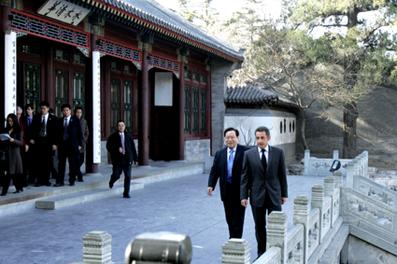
[155,0,282,20]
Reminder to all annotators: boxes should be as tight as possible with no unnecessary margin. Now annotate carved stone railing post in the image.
[324,176,339,227]
[304,150,311,176]
[332,150,339,160]
[267,211,288,264]
[363,151,368,178]
[311,185,331,243]
[293,195,310,264]
[345,163,354,188]
[333,171,342,188]
[222,239,250,264]
[83,231,112,264]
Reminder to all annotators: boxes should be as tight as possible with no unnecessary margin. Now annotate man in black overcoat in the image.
[106,120,137,198]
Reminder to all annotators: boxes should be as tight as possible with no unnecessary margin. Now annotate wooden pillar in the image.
[138,49,149,165]
[178,61,185,160]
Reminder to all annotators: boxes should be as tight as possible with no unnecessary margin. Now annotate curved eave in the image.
[82,0,243,62]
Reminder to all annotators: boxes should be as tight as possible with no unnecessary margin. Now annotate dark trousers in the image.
[24,147,36,184]
[251,193,282,257]
[77,152,84,180]
[109,163,131,196]
[1,173,23,194]
[223,199,246,239]
[57,144,79,184]
[34,139,52,185]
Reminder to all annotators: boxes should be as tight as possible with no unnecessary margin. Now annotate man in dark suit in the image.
[240,126,288,257]
[208,127,249,239]
[107,120,138,198]
[54,103,82,187]
[22,104,35,185]
[30,101,58,186]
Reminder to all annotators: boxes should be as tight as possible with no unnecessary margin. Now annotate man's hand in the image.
[52,145,57,151]
[241,199,248,207]
[30,139,35,145]
[281,197,288,205]
[25,145,29,152]
[207,187,213,196]
[119,147,123,153]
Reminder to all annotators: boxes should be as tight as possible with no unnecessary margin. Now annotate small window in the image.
[111,62,117,71]
[284,119,286,133]
[280,121,283,134]
[289,122,292,132]
[293,121,295,132]
[55,49,69,62]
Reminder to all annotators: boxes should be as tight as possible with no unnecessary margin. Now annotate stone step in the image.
[35,182,144,210]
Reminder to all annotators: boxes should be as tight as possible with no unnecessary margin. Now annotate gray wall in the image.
[210,60,239,156]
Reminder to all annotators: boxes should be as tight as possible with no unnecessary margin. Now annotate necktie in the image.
[227,148,234,183]
[120,133,125,154]
[63,118,69,140]
[40,116,46,137]
[261,149,267,171]
[28,117,31,126]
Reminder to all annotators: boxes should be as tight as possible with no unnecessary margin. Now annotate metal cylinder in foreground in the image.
[125,232,192,264]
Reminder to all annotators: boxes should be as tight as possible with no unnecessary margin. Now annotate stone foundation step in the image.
[133,161,204,184]
[35,182,144,210]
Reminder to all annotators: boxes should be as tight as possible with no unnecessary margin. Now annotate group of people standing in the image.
[0,101,89,196]
[208,126,288,259]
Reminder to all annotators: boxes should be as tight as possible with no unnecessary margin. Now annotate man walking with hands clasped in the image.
[240,126,288,258]
[107,120,137,198]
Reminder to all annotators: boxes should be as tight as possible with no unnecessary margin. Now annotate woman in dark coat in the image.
[1,113,24,195]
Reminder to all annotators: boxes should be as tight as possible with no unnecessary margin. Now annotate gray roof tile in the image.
[102,0,243,60]
[225,86,279,105]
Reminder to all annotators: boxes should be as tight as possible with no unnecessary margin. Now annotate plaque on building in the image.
[38,0,89,26]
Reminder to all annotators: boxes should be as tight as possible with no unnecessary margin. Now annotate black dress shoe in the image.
[44,182,51,186]
[13,190,20,194]
[53,183,64,187]
[69,182,75,186]
[0,193,6,196]
[77,178,84,182]
[34,183,42,187]
[109,181,113,189]
[123,195,130,199]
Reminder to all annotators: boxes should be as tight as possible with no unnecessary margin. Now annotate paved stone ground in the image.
[0,173,323,264]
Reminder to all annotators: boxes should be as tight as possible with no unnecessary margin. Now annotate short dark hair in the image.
[224,127,239,137]
[117,120,125,125]
[61,103,71,110]
[25,104,33,111]
[39,101,50,108]
[255,126,270,137]
[74,106,83,114]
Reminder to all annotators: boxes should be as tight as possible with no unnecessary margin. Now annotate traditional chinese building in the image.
[224,86,298,162]
[0,0,243,170]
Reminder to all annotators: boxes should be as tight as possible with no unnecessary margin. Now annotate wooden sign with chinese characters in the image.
[38,0,90,26]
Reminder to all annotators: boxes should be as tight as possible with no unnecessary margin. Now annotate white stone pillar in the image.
[222,239,250,263]
[83,231,112,264]
[304,149,311,175]
[332,150,339,160]
[267,211,287,263]
[4,30,17,117]
[311,185,325,243]
[293,195,310,264]
[92,51,101,164]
